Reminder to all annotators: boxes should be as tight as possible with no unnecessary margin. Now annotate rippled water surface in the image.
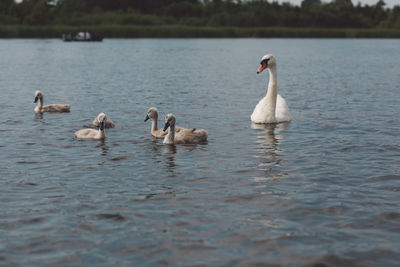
[0,39,399,266]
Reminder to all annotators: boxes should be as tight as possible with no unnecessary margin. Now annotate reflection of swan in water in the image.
[252,122,289,181]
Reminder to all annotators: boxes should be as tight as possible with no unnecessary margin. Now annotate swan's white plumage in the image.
[251,94,291,123]
[251,54,291,124]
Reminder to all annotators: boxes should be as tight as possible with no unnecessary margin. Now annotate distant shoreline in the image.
[1,25,399,38]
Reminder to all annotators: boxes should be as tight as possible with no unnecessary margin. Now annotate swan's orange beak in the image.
[257,63,267,74]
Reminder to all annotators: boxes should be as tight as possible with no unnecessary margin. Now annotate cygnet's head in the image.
[34,90,43,103]
[163,113,176,132]
[257,54,276,74]
[144,107,158,122]
[97,112,107,130]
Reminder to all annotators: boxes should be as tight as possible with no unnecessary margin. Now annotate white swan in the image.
[75,113,107,140]
[144,107,187,139]
[251,54,291,124]
[92,113,115,128]
[34,90,70,113]
[163,114,208,145]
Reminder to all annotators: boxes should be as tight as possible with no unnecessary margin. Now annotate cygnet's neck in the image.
[97,128,106,139]
[35,97,43,112]
[151,115,158,133]
[164,124,175,144]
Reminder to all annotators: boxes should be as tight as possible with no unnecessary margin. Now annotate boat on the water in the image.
[62,32,103,42]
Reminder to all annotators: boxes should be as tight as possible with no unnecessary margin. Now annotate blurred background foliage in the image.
[0,0,399,30]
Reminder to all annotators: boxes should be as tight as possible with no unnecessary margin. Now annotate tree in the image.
[301,0,321,8]
[24,0,53,24]
[380,5,400,28]
[0,0,14,15]
[333,0,353,8]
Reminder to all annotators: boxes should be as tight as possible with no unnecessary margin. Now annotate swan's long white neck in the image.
[164,124,175,144]
[265,66,278,122]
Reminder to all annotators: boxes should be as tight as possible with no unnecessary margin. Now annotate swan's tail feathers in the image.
[196,129,208,141]
[59,104,71,112]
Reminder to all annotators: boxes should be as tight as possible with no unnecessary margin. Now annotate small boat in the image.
[62,33,103,42]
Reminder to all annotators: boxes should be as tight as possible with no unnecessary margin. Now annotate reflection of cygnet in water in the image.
[164,143,177,154]
[164,144,177,170]
[97,140,108,156]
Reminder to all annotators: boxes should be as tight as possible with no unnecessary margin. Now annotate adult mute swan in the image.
[92,113,115,128]
[251,54,291,124]
[33,90,70,113]
[163,114,208,145]
[144,107,187,139]
[75,113,107,140]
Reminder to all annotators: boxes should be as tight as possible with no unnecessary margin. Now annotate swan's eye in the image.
[260,59,270,65]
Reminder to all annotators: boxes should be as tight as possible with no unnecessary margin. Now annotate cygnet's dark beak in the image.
[144,115,149,122]
[34,96,38,103]
[99,120,105,130]
[163,121,170,132]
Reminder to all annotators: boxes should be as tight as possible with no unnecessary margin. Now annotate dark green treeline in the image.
[0,0,399,38]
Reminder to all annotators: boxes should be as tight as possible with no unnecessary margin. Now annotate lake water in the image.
[0,38,399,266]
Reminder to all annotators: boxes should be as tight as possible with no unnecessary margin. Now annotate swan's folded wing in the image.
[44,104,70,112]
[275,94,291,122]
